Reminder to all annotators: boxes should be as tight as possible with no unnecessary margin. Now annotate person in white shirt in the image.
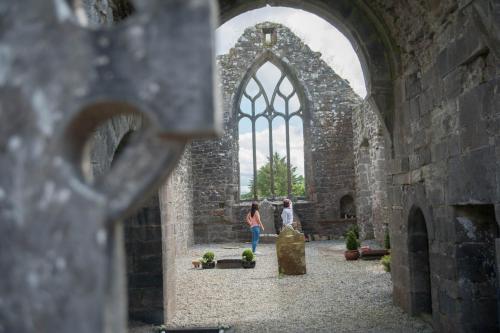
[281,199,294,229]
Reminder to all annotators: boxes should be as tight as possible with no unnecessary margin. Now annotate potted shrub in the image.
[156,324,167,333]
[381,254,391,272]
[344,230,360,260]
[201,251,215,269]
[241,249,256,269]
[347,224,360,239]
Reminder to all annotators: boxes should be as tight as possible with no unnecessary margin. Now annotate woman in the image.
[281,199,294,229]
[246,202,264,253]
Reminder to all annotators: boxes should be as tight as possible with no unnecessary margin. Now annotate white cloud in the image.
[239,123,304,193]
[216,6,367,97]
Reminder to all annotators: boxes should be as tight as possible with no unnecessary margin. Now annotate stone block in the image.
[276,228,306,275]
[443,67,463,100]
[405,72,422,99]
[136,255,163,273]
[438,24,488,78]
[128,273,163,289]
[459,83,490,151]
[438,289,457,315]
[447,147,496,204]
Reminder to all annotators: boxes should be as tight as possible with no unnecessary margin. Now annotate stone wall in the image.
[158,147,194,320]
[367,1,500,331]
[89,117,195,324]
[218,2,500,330]
[124,193,163,324]
[352,101,390,242]
[192,22,360,243]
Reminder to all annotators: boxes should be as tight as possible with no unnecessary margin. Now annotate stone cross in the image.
[0,1,218,332]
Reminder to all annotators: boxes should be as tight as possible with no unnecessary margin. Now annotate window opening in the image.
[238,61,304,200]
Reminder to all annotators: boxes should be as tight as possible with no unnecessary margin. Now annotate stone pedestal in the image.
[276,227,306,275]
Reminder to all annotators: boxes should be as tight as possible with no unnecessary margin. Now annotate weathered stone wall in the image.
[217,2,500,331]
[352,101,389,242]
[158,146,194,320]
[88,114,165,324]
[366,1,500,331]
[124,193,163,324]
[191,136,239,243]
[89,117,195,324]
[192,22,360,243]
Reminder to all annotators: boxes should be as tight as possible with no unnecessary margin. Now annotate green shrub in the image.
[345,231,359,251]
[381,255,391,272]
[242,249,255,262]
[346,224,360,239]
[202,251,215,263]
[156,324,167,333]
[384,231,391,250]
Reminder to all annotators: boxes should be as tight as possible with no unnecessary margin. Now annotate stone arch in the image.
[219,0,399,139]
[232,50,311,121]
[105,128,165,325]
[340,194,356,219]
[408,205,433,317]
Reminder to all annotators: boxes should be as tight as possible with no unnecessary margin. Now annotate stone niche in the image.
[191,22,362,243]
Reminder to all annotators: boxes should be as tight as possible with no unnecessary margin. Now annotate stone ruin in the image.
[0,0,499,332]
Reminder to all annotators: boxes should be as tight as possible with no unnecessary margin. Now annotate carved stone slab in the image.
[276,227,306,275]
[259,199,276,233]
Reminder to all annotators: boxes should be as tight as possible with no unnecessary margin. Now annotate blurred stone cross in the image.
[0,1,219,332]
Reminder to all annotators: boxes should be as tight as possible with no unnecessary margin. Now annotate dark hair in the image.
[251,203,258,217]
[283,199,290,208]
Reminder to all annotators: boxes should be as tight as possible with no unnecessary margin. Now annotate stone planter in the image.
[202,261,215,269]
[359,248,390,260]
[241,260,256,269]
[344,250,360,260]
[216,259,243,269]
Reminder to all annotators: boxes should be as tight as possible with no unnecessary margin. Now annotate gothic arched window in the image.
[238,60,304,200]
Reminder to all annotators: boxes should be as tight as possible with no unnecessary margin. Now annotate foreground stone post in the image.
[276,228,307,275]
[0,1,218,332]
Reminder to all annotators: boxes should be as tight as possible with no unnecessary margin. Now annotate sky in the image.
[216,6,366,194]
[215,6,366,97]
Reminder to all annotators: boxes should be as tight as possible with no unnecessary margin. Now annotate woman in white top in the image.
[281,199,294,229]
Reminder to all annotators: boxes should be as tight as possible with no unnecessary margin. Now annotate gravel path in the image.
[158,240,433,333]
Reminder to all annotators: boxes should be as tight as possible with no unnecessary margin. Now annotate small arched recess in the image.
[408,205,433,317]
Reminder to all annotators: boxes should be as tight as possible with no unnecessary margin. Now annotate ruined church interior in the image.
[1,0,499,332]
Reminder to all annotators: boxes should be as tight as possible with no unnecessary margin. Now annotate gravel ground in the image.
[131,240,433,333]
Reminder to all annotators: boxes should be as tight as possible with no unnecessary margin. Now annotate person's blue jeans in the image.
[251,226,260,253]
